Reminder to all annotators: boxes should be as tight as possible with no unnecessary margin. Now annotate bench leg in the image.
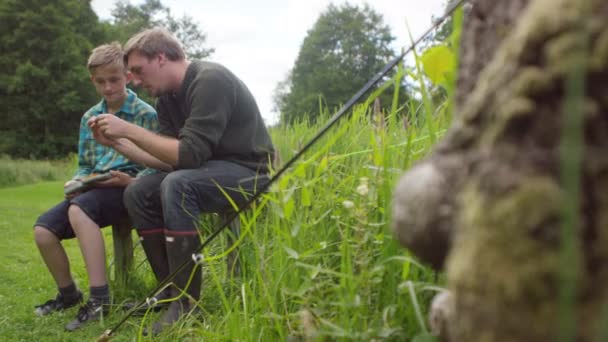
[112,216,134,286]
[222,212,241,278]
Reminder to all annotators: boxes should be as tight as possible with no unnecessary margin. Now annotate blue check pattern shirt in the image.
[73,88,158,179]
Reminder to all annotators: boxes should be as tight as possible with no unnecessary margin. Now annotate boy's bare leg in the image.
[64,204,111,331]
[68,205,107,287]
[34,226,74,287]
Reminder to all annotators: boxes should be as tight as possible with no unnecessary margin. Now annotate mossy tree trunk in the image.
[392,0,608,340]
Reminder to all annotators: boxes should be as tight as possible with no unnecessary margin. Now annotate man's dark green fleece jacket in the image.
[155,60,275,172]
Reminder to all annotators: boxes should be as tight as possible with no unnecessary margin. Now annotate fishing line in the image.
[98,0,467,339]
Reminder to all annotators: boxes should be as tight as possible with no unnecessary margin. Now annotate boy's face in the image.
[90,64,130,105]
[127,52,166,97]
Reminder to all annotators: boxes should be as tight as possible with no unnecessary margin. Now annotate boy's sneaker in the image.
[34,292,83,316]
[65,297,109,331]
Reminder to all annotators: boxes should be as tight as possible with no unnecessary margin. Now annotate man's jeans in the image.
[124,160,269,232]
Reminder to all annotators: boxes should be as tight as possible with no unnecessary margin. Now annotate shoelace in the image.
[76,301,99,321]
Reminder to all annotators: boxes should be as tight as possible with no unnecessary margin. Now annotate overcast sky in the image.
[91,0,447,124]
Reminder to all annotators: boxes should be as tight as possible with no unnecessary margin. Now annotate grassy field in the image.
[0,155,75,188]
[0,104,446,341]
[0,181,152,341]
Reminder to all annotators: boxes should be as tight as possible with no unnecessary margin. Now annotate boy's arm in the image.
[89,109,173,171]
[90,114,179,168]
[73,113,95,179]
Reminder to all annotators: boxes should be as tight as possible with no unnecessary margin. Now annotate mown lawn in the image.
[0,182,157,341]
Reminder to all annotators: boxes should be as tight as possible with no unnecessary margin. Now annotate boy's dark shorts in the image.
[34,187,127,240]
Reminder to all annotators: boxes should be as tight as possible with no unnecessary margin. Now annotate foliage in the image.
[274,3,406,124]
[415,4,462,127]
[0,3,459,340]
[0,0,105,158]
[421,45,455,87]
[106,0,214,60]
[423,0,467,47]
[424,12,453,46]
[0,0,214,159]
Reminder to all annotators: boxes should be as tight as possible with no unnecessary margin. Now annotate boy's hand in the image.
[92,114,132,139]
[95,170,133,188]
[64,180,81,200]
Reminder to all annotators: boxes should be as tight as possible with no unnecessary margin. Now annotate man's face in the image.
[90,64,129,105]
[127,52,165,97]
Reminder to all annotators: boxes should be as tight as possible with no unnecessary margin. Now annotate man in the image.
[89,27,274,333]
[32,42,158,331]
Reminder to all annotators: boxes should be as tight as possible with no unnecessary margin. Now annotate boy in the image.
[32,42,158,331]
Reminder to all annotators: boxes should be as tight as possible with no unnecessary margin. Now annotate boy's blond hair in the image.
[124,27,186,63]
[87,42,126,72]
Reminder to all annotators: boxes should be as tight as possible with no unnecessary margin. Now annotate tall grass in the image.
[0,154,76,188]
[128,93,450,341]
[558,4,588,341]
[0,96,449,341]
[0,38,454,342]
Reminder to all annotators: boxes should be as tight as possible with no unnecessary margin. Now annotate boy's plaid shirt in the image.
[73,89,158,179]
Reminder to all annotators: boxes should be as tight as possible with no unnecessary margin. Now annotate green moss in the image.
[483,97,536,145]
[447,174,565,340]
[511,67,554,96]
[590,29,608,71]
[545,32,588,76]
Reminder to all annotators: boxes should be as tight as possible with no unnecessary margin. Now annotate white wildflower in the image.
[356,183,369,196]
[342,200,355,209]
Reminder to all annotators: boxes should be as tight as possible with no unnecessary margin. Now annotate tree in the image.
[107,0,214,60]
[0,0,105,158]
[423,0,464,46]
[275,4,401,124]
[392,0,608,340]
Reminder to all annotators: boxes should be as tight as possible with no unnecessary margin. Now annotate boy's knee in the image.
[67,204,84,222]
[34,226,58,246]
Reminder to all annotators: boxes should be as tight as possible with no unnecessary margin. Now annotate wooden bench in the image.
[111,212,242,286]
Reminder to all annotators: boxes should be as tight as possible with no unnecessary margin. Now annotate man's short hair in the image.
[87,42,126,72]
[123,27,186,63]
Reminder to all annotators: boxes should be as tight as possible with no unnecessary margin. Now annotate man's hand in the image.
[89,114,132,139]
[64,179,81,200]
[95,170,134,188]
[88,120,116,147]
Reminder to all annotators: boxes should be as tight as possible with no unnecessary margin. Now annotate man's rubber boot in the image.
[150,232,202,335]
[124,231,172,315]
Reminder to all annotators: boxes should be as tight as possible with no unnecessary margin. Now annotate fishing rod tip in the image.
[96,329,113,342]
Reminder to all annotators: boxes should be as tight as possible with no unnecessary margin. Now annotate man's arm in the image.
[91,114,179,168]
[124,124,179,167]
[176,69,233,169]
[111,136,174,171]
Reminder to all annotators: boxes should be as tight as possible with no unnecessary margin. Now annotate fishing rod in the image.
[98,0,467,339]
